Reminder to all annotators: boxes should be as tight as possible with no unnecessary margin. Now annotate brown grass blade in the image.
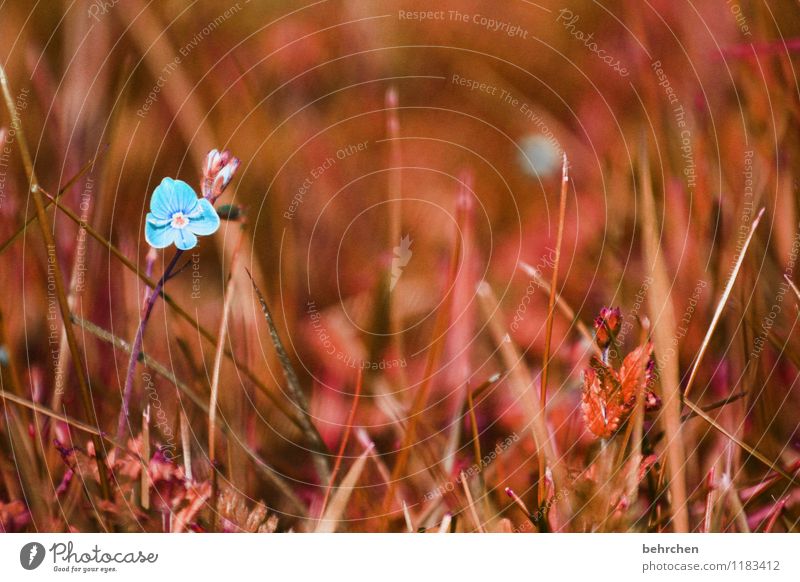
[0,150,104,256]
[35,188,305,435]
[0,389,133,455]
[460,471,485,533]
[141,407,150,511]
[246,269,331,483]
[0,63,111,499]
[384,87,407,381]
[319,368,363,519]
[683,399,800,487]
[539,153,569,504]
[70,314,308,515]
[518,261,599,355]
[315,444,373,533]
[476,280,572,527]
[683,207,766,400]
[383,187,465,511]
[637,141,688,532]
[209,231,243,465]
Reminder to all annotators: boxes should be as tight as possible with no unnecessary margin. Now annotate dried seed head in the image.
[581,342,653,439]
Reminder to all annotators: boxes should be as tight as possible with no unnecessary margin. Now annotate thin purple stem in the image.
[116,249,183,443]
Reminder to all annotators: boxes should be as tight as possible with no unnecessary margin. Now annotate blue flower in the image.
[145,178,220,250]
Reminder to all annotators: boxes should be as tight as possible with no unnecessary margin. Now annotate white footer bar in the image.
[1,533,797,581]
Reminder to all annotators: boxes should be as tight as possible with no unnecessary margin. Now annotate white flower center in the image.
[170,212,189,229]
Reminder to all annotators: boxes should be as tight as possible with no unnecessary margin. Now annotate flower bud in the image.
[203,149,227,181]
[202,149,239,201]
[212,156,240,194]
[594,306,621,349]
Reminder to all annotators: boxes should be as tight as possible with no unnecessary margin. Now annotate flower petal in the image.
[173,228,198,250]
[145,220,178,249]
[188,198,220,236]
[150,178,199,218]
[149,178,176,219]
[171,179,200,214]
[146,213,172,228]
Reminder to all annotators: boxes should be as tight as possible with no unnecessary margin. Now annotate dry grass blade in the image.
[0,388,149,532]
[315,444,373,533]
[437,513,452,533]
[246,269,331,483]
[683,399,800,487]
[539,153,569,504]
[141,407,151,511]
[637,141,688,532]
[319,368,363,519]
[518,261,599,355]
[784,273,800,304]
[0,390,134,455]
[384,194,464,511]
[180,412,193,483]
[680,391,747,422]
[0,404,50,527]
[35,188,305,435]
[0,63,110,500]
[385,87,407,378]
[0,150,103,256]
[476,280,572,527]
[208,280,235,465]
[51,149,111,415]
[702,467,716,532]
[721,472,751,533]
[70,314,308,515]
[683,207,766,400]
[460,471,485,533]
[209,231,243,464]
[402,500,414,532]
[466,387,484,495]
